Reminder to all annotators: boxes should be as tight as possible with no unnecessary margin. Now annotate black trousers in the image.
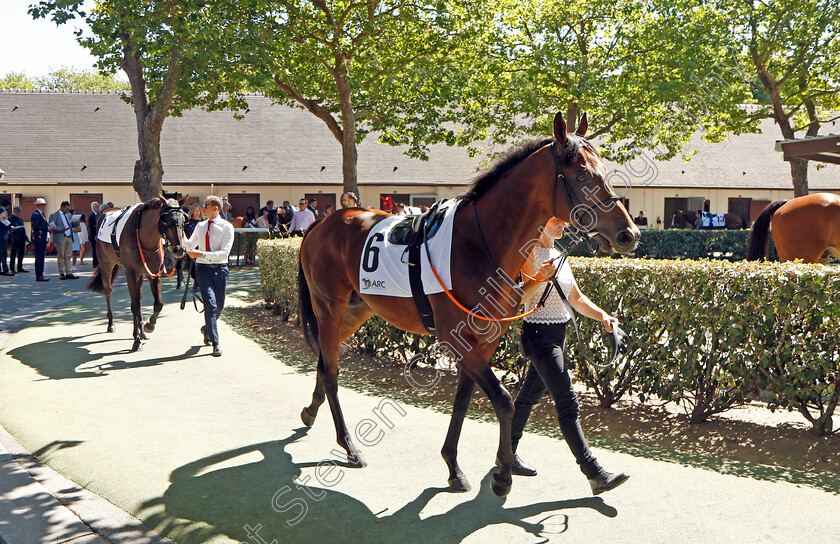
[0,237,8,273]
[10,237,26,271]
[34,239,46,277]
[511,321,600,478]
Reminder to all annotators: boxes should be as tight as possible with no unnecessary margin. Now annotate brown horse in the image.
[87,197,187,351]
[671,209,744,229]
[297,112,640,497]
[747,193,840,263]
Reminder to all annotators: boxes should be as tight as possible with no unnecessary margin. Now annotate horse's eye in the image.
[577,174,587,182]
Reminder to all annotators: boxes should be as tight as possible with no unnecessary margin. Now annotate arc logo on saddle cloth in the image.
[358,200,460,297]
[96,203,143,245]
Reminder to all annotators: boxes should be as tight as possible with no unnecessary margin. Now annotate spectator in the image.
[341,192,359,208]
[634,211,648,230]
[0,207,10,276]
[221,201,233,221]
[89,202,100,267]
[244,206,258,228]
[31,198,50,281]
[394,202,421,215]
[288,198,316,236]
[324,204,334,216]
[177,203,203,290]
[74,213,88,266]
[8,206,29,273]
[308,198,319,218]
[693,210,703,230]
[260,200,278,227]
[49,201,79,280]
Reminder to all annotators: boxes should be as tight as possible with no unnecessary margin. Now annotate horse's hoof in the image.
[492,471,512,497]
[347,452,367,468]
[143,323,155,334]
[300,408,316,427]
[140,330,150,340]
[107,325,116,333]
[447,476,471,493]
[131,341,143,352]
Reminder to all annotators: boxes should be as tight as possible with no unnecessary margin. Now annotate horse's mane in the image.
[458,136,588,203]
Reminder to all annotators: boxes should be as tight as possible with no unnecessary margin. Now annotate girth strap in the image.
[109,206,134,261]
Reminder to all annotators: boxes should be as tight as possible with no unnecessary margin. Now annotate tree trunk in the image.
[789,158,809,197]
[335,65,359,198]
[133,119,165,202]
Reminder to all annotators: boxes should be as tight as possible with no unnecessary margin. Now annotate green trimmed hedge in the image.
[258,238,839,435]
[573,229,779,261]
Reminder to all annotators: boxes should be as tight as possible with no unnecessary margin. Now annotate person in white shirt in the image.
[186,195,234,357]
[510,217,629,495]
[288,198,316,236]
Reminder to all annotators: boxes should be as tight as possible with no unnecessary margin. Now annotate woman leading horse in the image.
[747,193,840,263]
[87,196,187,351]
[298,112,640,497]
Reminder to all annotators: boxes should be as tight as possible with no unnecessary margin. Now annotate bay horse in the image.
[747,193,840,263]
[297,112,640,497]
[87,196,187,351]
[671,209,744,229]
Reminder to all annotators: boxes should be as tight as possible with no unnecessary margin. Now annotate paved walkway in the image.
[1,259,839,544]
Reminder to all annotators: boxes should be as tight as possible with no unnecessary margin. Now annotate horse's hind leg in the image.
[441,371,476,492]
[301,297,372,428]
[143,276,164,334]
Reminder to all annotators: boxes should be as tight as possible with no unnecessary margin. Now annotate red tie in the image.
[205,220,213,251]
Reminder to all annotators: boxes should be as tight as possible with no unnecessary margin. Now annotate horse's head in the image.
[551,112,639,254]
[158,196,187,258]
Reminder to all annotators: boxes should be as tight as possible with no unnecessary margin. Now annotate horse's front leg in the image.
[143,275,164,334]
[441,371,476,492]
[126,270,145,351]
[472,365,514,497]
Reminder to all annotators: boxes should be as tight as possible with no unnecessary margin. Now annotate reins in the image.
[136,206,178,278]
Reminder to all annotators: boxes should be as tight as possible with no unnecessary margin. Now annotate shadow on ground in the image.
[138,428,616,544]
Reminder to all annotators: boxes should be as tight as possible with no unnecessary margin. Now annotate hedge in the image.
[574,229,779,261]
[258,238,839,435]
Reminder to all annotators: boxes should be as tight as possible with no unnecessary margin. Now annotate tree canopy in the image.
[0,67,129,91]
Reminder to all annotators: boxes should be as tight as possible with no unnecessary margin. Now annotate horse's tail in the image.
[747,200,787,261]
[86,264,121,294]
[298,250,320,355]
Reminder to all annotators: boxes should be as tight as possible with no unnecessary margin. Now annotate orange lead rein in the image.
[136,229,175,278]
[426,254,541,322]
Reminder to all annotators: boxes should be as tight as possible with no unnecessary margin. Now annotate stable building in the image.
[1,89,839,228]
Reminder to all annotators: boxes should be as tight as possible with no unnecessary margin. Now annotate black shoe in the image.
[212,343,222,357]
[200,326,211,346]
[496,453,538,476]
[589,470,629,495]
[18,269,29,273]
[65,274,79,279]
[60,274,68,280]
[36,276,50,282]
[7,271,15,276]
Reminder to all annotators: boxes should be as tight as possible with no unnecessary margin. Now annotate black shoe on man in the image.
[18,268,29,273]
[36,276,50,282]
[65,274,79,279]
[496,453,538,476]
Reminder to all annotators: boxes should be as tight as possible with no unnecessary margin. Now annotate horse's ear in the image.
[576,112,588,136]
[553,112,567,146]
[178,194,189,206]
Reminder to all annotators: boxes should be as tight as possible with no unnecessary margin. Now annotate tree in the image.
[225,0,481,197]
[715,0,840,196]
[1,67,129,91]
[30,1,244,201]
[450,0,759,168]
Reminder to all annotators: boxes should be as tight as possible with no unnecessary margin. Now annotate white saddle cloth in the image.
[358,200,460,298]
[97,203,142,245]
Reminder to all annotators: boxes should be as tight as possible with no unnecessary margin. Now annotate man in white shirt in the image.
[186,195,234,357]
[288,198,316,236]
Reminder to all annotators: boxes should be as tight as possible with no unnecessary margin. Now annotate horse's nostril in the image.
[616,230,635,247]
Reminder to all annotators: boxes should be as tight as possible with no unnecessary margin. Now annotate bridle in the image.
[136,200,186,278]
[549,140,622,232]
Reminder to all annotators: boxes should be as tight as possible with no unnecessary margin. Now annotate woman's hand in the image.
[601,313,619,333]
[537,258,557,278]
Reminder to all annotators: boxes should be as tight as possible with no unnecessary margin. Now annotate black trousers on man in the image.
[511,321,601,478]
[0,237,8,274]
[10,236,27,271]
[34,239,47,278]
